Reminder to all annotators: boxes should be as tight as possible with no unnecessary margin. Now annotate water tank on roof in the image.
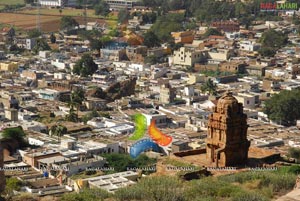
[43,171,49,178]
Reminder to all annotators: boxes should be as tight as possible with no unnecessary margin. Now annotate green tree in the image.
[69,88,85,121]
[60,16,79,30]
[203,28,223,38]
[144,55,159,65]
[65,107,78,122]
[143,31,160,48]
[102,153,156,173]
[264,89,300,126]
[141,12,157,24]
[288,148,300,160]
[32,38,51,54]
[108,29,120,37]
[258,47,276,57]
[1,127,26,146]
[151,13,184,42]
[27,29,42,38]
[82,109,100,124]
[50,33,56,44]
[100,36,112,47]
[73,54,98,77]
[259,29,288,57]
[50,125,67,142]
[201,78,217,95]
[90,39,103,51]
[118,9,130,24]
[94,1,110,16]
[24,0,34,4]
[4,178,22,195]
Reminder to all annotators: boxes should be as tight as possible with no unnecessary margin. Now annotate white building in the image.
[38,0,78,7]
[142,111,168,127]
[240,40,261,51]
[79,171,139,193]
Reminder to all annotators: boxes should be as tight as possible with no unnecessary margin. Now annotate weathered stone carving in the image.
[206,92,250,167]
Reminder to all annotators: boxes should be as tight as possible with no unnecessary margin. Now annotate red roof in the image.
[208,35,225,39]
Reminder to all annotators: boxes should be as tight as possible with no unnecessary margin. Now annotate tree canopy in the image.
[50,125,67,142]
[118,9,130,24]
[73,54,98,77]
[264,89,300,126]
[60,16,79,30]
[27,29,42,38]
[201,79,217,95]
[203,28,223,38]
[1,127,26,146]
[143,31,160,48]
[101,153,156,173]
[151,13,184,42]
[32,38,51,54]
[94,1,110,16]
[258,29,288,57]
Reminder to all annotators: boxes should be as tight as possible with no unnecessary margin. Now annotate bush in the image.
[61,188,111,201]
[217,186,243,197]
[259,172,295,192]
[288,148,300,160]
[185,177,243,199]
[232,191,268,201]
[114,186,143,201]
[115,176,185,201]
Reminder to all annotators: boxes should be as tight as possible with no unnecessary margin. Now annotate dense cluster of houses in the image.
[0,3,300,197]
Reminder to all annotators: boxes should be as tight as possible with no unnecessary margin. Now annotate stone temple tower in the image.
[206,92,250,167]
[0,143,5,192]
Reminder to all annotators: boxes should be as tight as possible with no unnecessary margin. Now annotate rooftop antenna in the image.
[34,0,41,32]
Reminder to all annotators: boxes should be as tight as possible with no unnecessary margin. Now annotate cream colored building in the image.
[0,62,18,72]
[207,49,230,61]
[173,47,204,66]
[159,84,176,104]
[187,73,205,85]
[234,93,256,109]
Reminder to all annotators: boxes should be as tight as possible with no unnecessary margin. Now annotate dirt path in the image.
[276,188,300,201]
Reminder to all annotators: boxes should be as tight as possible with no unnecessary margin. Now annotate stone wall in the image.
[173,148,206,157]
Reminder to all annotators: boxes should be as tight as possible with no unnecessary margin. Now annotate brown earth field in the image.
[0,13,107,32]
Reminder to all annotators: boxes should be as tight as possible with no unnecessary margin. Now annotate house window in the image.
[247,100,249,104]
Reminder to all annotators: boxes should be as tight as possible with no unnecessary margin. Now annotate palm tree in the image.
[65,106,78,122]
[201,78,217,95]
[69,88,85,122]
[50,125,67,143]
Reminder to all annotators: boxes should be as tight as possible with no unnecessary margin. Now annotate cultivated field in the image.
[18,8,99,18]
[0,13,114,32]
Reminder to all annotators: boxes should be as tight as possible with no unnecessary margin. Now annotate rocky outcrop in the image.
[88,77,137,102]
